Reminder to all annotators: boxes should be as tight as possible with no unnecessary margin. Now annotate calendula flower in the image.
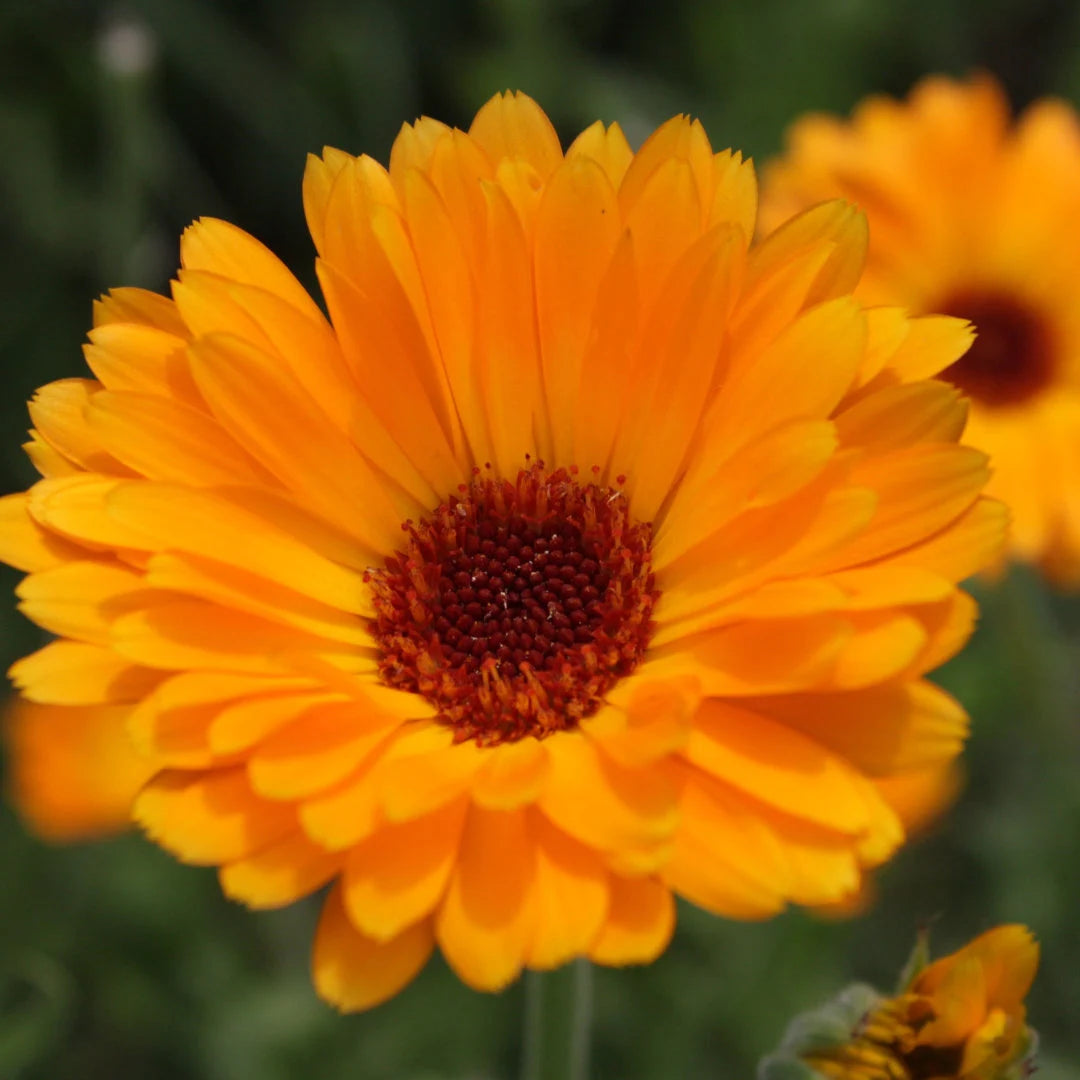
[1,92,1002,1010]
[761,73,1080,584]
[760,925,1040,1079]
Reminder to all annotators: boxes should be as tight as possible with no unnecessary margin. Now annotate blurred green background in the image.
[2,0,1080,1076]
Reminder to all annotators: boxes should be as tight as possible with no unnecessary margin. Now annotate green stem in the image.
[521,960,593,1080]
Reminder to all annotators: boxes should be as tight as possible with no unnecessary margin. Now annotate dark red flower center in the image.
[366,463,658,745]
[939,290,1055,406]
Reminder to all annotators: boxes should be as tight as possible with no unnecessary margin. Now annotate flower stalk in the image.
[522,960,593,1080]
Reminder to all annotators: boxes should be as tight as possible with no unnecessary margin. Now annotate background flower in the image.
[761,924,1039,1080]
[760,74,1080,584]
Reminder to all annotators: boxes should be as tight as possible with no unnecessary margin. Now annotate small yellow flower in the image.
[761,74,1080,584]
[1,92,1003,1010]
[762,925,1040,1080]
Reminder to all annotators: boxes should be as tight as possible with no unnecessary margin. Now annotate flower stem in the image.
[521,960,594,1080]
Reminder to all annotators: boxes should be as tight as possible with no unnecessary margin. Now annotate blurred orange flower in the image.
[786,925,1040,1080]
[1,92,1002,1009]
[761,74,1080,584]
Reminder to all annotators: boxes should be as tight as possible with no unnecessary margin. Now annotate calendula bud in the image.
[758,926,1039,1080]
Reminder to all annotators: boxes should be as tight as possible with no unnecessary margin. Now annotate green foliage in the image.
[1,2,1079,1077]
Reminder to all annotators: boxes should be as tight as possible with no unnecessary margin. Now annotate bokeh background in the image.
[2,0,1080,1077]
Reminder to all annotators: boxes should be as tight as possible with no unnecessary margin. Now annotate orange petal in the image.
[0,492,87,572]
[618,115,714,223]
[302,146,356,254]
[582,677,698,767]
[525,813,608,969]
[468,91,563,178]
[588,875,674,966]
[834,380,967,453]
[92,286,188,336]
[103,483,370,612]
[111,600,361,675]
[28,379,131,476]
[5,699,154,840]
[16,560,148,645]
[471,181,546,472]
[613,224,744,520]
[312,883,434,1012]
[685,700,882,835]
[471,738,550,810]
[710,296,866,454]
[342,798,467,941]
[247,705,398,799]
[180,217,324,320]
[85,389,272,486]
[743,199,867,312]
[83,322,199,403]
[566,120,633,188]
[134,766,295,864]
[745,679,969,776]
[538,732,678,855]
[188,332,409,552]
[663,765,789,917]
[435,805,536,990]
[10,640,163,706]
[533,156,622,464]
[144,552,375,647]
[220,830,342,908]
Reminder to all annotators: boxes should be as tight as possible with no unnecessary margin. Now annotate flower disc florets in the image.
[938,291,1054,407]
[367,463,658,745]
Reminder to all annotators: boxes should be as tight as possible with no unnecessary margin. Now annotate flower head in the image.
[761,74,1080,583]
[761,925,1040,1080]
[2,92,1002,1009]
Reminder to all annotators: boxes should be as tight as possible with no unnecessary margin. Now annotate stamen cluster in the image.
[805,995,965,1080]
[367,464,657,745]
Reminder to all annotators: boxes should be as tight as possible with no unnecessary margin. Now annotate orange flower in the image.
[761,74,1080,584]
[768,925,1040,1080]
[1,92,1002,1010]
